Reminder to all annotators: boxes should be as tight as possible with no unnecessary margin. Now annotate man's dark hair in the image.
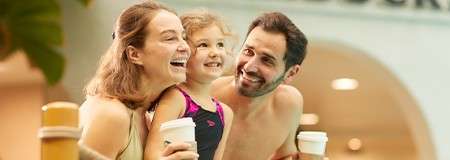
[247,12,308,70]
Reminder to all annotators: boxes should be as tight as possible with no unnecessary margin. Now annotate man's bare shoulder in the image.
[212,76,234,90]
[211,76,234,98]
[273,85,303,112]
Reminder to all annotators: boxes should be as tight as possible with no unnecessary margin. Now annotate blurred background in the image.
[1,0,449,159]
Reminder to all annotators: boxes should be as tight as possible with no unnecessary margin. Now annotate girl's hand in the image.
[160,142,199,160]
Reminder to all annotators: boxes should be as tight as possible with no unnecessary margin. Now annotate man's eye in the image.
[243,49,253,56]
[262,58,274,65]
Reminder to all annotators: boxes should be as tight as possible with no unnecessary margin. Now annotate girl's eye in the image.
[217,42,224,48]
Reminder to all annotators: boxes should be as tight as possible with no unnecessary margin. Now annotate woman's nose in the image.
[178,40,190,56]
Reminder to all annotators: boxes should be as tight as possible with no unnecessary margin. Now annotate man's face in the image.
[235,26,287,97]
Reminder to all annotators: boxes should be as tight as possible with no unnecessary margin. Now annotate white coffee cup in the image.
[160,118,196,149]
[297,131,328,155]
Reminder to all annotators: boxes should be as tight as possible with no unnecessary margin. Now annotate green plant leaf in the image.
[1,0,91,85]
[12,21,63,46]
[77,0,93,7]
[6,0,62,46]
[23,42,65,85]
[0,21,13,60]
[0,0,64,84]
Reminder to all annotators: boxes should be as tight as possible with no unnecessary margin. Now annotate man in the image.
[212,12,310,160]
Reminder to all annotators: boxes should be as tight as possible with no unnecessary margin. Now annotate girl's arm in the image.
[213,103,234,160]
[144,87,191,160]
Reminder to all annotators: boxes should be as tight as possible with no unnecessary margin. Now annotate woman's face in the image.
[186,25,227,83]
[139,10,190,85]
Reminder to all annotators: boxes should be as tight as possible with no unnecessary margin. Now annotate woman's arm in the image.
[213,103,234,160]
[79,97,130,159]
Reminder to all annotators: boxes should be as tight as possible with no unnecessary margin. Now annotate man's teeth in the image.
[242,72,260,82]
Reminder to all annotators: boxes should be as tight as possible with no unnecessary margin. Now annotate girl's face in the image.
[186,24,227,83]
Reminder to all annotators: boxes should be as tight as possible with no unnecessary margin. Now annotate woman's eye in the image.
[182,33,187,41]
[197,43,207,48]
[166,37,176,41]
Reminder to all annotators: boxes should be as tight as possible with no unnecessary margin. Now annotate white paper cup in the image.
[297,131,328,155]
[160,117,196,145]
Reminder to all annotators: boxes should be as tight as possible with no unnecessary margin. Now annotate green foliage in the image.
[78,0,93,7]
[0,0,90,85]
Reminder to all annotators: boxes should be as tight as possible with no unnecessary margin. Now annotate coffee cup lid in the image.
[160,118,196,131]
[297,131,328,142]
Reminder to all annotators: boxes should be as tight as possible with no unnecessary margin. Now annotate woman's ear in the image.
[283,64,301,84]
[126,46,144,65]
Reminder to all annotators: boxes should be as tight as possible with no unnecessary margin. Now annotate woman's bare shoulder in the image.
[78,96,131,159]
[80,96,131,127]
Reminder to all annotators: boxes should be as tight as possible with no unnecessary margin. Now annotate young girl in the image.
[145,10,235,160]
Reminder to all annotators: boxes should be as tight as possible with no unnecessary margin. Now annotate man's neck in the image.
[229,81,274,120]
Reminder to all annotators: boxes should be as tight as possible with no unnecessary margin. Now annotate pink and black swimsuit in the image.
[176,87,225,160]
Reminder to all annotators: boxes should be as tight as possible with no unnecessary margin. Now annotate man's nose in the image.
[243,57,258,73]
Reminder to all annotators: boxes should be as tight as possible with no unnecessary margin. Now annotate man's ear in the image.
[126,46,144,65]
[283,64,301,84]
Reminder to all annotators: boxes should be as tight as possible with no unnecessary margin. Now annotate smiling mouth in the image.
[241,71,262,83]
[170,59,187,68]
[204,62,222,68]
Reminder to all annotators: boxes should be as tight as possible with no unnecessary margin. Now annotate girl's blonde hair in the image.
[180,9,237,55]
[85,1,175,109]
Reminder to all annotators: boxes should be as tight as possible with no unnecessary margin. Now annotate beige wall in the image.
[326,135,417,160]
[0,84,44,160]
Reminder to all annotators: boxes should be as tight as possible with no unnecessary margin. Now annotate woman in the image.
[78,1,198,159]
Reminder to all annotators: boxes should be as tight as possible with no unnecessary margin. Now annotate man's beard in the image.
[235,72,285,97]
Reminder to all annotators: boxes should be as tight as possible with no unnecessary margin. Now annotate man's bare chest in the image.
[226,119,288,157]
